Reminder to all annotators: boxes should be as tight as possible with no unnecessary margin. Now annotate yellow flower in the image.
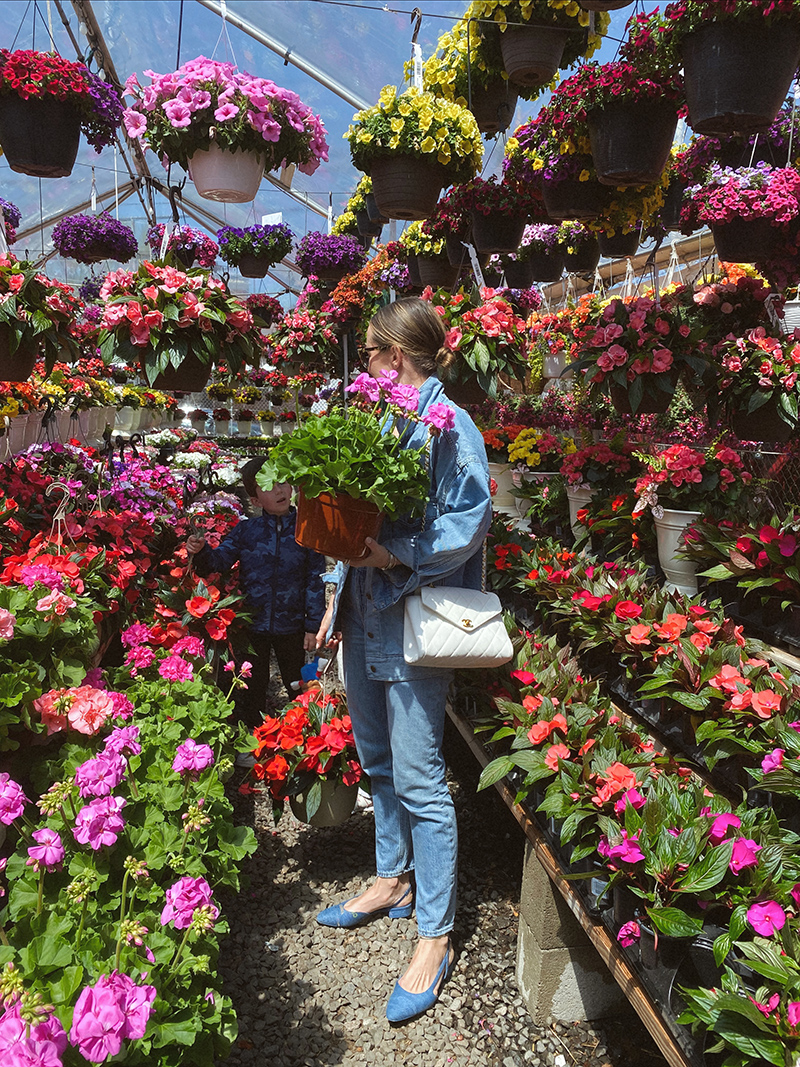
[388,135,401,149]
[579,169,591,182]
[420,135,436,154]
[390,117,404,133]
[437,146,452,166]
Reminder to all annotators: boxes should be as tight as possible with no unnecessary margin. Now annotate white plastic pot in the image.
[567,485,596,540]
[654,508,702,595]
[782,299,800,336]
[114,407,135,435]
[488,462,516,509]
[237,419,252,437]
[188,143,265,204]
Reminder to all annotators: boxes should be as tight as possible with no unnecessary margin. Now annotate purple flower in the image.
[26,828,65,872]
[747,900,786,937]
[761,748,784,773]
[729,837,762,874]
[52,212,138,264]
[73,795,126,850]
[161,875,218,929]
[69,971,156,1062]
[295,231,366,276]
[74,753,127,798]
[423,403,456,432]
[172,739,214,777]
[0,774,27,824]
[617,920,641,947]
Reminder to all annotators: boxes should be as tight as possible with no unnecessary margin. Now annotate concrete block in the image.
[518,841,586,950]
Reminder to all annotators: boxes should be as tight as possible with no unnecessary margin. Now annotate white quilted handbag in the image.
[403,586,513,669]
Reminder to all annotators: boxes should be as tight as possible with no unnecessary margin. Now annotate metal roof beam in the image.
[15,181,137,245]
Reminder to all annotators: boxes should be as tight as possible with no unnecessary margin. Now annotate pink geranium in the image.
[74,753,127,798]
[0,1000,67,1064]
[73,795,126,850]
[160,875,219,930]
[0,774,27,824]
[69,971,156,1063]
[26,827,65,872]
[0,608,15,641]
[158,654,194,682]
[172,738,214,778]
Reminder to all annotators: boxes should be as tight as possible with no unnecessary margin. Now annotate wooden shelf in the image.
[447,703,697,1067]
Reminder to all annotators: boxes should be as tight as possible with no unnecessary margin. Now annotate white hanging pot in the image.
[188,143,265,204]
[654,508,701,595]
[567,485,596,540]
[114,407,135,434]
[782,299,800,336]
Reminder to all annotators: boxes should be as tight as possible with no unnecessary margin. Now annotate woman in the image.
[315,298,492,1023]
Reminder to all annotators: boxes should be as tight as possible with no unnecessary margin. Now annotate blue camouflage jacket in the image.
[194,507,326,635]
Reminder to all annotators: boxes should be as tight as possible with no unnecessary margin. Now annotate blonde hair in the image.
[370,298,456,377]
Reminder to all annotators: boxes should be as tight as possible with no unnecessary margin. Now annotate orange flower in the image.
[186,595,212,617]
[751,690,783,719]
[626,624,651,646]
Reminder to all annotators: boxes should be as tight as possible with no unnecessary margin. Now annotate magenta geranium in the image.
[161,875,219,930]
[25,827,65,872]
[69,972,156,1063]
[73,794,127,850]
[74,753,127,798]
[0,773,27,824]
[172,738,215,777]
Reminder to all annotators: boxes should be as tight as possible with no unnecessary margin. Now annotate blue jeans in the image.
[341,599,457,938]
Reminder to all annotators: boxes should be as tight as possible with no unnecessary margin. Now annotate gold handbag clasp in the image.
[462,618,473,628]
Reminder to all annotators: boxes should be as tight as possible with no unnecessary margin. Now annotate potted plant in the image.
[212,407,232,435]
[683,163,800,264]
[249,685,362,825]
[0,197,20,246]
[189,408,208,433]
[0,49,123,177]
[216,222,294,278]
[123,57,329,202]
[709,328,800,443]
[256,371,444,559]
[52,211,138,265]
[344,84,483,221]
[560,438,640,539]
[146,223,218,269]
[96,262,261,390]
[508,224,564,285]
[480,423,525,507]
[0,256,80,381]
[343,175,385,237]
[245,293,285,330]
[425,188,472,268]
[469,0,609,89]
[662,0,800,136]
[294,231,367,284]
[268,307,341,372]
[449,176,533,255]
[399,220,460,290]
[558,221,600,274]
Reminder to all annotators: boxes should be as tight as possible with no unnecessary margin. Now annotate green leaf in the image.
[645,906,703,939]
[478,755,514,791]
[19,936,74,976]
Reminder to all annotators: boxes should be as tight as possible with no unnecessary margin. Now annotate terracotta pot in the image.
[468,76,519,135]
[542,177,611,221]
[0,326,37,383]
[416,254,460,289]
[598,230,639,258]
[151,352,212,392]
[295,489,384,560]
[729,395,795,443]
[0,95,81,178]
[683,20,800,136]
[290,780,359,827]
[500,24,570,88]
[470,211,527,255]
[589,97,678,188]
[369,155,450,221]
[711,216,783,263]
[188,143,265,203]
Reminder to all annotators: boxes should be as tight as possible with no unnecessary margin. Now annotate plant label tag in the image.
[412,43,423,90]
[466,243,484,288]
[262,213,282,226]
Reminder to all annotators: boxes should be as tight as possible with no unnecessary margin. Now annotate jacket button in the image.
[366,593,372,601]
[367,631,374,639]
[370,665,377,673]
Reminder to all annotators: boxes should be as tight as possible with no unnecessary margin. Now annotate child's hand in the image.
[303,632,317,652]
[186,534,206,555]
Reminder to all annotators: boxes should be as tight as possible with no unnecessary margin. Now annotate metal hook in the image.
[410,7,422,44]
[46,481,74,546]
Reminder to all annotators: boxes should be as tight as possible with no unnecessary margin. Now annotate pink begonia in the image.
[761,748,785,773]
[158,655,193,682]
[616,921,640,947]
[171,635,205,658]
[0,608,16,641]
[120,622,150,649]
[614,788,647,814]
[108,691,134,720]
[26,828,65,872]
[161,875,218,929]
[729,837,762,874]
[172,739,214,777]
[74,753,127,798]
[747,900,786,937]
[0,1000,67,1065]
[73,795,126,850]
[708,812,741,846]
[423,404,456,433]
[103,725,141,757]
[36,590,76,617]
[0,774,27,824]
[125,646,156,675]
[69,971,156,1062]
[788,1001,800,1029]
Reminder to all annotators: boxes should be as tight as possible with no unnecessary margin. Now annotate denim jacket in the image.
[328,375,492,680]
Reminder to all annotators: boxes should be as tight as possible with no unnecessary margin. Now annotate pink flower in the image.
[103,725,141,757]
[729,837,762,874]
[69,972,156,1062]
[788,1001,800,1029]
[120,623,150,648]
[73,795,126,850]
[0,774,27,824]
[171,635,205,658]
[423,403,456,432]
[74,753,127,798]
[708,812,741,845]
[158,655,193,682]
[390,383,420,412]
[36,590,76,617]
[68,687,116,735]
[617,921,641,947]
[26,827,65,872]
[0,608,16,641]
[747,900,786,937]
[761,748,784,773]
[598,830,644,864]
[123,108,147,138]
[240,660,253,678]
[125,645,156,675]
[163,99,192,127]
[614,788,647,814]
[172,739,214,777]
[161,875,218,929]
[214,102,240,121]
[0,1000,67,1063]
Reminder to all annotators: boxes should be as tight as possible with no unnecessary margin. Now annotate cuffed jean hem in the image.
[418,926,454,939]
[377,865,415,878]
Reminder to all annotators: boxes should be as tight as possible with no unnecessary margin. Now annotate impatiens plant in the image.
[708,327,800,433]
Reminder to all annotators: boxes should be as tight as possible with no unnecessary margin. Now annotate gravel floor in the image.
[217,718,666,1067]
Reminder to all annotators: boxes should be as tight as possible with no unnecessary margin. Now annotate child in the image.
[186,457,326,734]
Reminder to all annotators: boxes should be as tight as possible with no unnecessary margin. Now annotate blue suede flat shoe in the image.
[386,941,454,1024]
[316,885,413,928]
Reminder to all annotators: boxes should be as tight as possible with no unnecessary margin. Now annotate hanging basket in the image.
[356,209,383,237]
[470,211,527,255]
[580,0,633,8]
[150,352,212,392]
[446,233,469,268]
[295,489,384,560]
[237,254,273,278]
[365,192,390,225]
[369,155,450,221]
[0,95,81,178]
[405,254,423,288]
[589,97,678,188]
[289,779,359,827]
[542,177,611,221]
[683,20,800,136]
[468,77,519,135]
[188,143,265,203]
[661,178,690,232]
[502,258,534,288]
[729,396,795,443]
[562,238,600,274]
[416,254,461,289]
[610,380,675,416]
[499,24,571,88]
[710,216,783,263]
[526,249,564,283]
[598,230,639,258]
[0,327,37,383]
[174,249,197,269]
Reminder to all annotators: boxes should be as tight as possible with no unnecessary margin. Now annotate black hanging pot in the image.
[710,216,783,263]
[176,248,197,269]
[728,394,795,443]
[542,177,611,221]
[365,192,390,225]
[502,257,534,288]
[661,177,690,232]
[0,95,81,178]
[416,254,461,289]
[562,238,600,274]
[369,155,450,221]
[500,24,571,89]
[470,210,527,254]
[580,1,633,9]
[468,76,519,135]
[598,230,639,258]
[526,248,564,283]
[446,232,469,268]
[237,254,273,278]
[356,209,382,237]
[683,19,800,135]
[589,97,679,188]
[405,253,423,288]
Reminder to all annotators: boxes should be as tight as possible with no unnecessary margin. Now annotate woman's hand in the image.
[346,537,394,569]
[315,599,341,653]
[186,534,206,555]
